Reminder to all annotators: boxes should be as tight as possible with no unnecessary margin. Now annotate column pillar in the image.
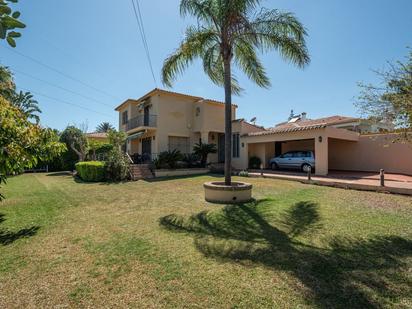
[315,135,328,176]
[200,131,209,144]
[239,140,248,170]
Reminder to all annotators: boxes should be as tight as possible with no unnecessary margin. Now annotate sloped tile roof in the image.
[247,115,358,137]
[115,88,237,110]
[86,132,108,139]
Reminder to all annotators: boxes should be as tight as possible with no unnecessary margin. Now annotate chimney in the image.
[301,112,307,121]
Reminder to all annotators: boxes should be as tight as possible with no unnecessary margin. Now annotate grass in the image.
[0,173,411,308]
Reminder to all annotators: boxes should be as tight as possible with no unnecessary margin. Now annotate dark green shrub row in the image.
[75,161,106,182]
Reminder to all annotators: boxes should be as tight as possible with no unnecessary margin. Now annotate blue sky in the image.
[1,0,411,131]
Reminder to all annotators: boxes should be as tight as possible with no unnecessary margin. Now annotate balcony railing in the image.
[126,114,157,131]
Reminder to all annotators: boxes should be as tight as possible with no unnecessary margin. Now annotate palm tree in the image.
[10,91,41,123]
[96,122,115,133]
[162,0,310,185]
[193,142,217,167]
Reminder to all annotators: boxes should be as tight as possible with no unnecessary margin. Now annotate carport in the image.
[239,125,359,175]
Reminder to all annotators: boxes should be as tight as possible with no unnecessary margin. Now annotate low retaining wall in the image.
[154,168,209,178]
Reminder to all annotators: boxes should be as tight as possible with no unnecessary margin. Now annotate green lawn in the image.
[0,173,411,308]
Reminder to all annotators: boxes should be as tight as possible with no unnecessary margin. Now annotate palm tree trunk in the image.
[223,57,232,185]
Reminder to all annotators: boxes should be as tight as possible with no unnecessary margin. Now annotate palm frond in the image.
[234,38,270,88]
[180,0,217,27]
[162,26,218,87]
[96,122,115,133]
[250,9,307,42]
[163,0,310,94]
[237,9,310,68]
[202,43,243,95]
[10,90,41,123]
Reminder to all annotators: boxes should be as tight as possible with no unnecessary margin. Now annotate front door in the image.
[218,134,225,163]
[142,137,152,161]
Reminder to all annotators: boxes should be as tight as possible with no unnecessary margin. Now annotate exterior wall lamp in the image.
[318,136,323,143]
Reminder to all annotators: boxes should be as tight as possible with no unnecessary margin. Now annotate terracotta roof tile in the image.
[115,88,237,110]
[86,132,108,139]
[246,115,358,137]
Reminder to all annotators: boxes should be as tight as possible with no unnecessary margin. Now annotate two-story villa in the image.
[116,88,412,176]
[115,88,263,164]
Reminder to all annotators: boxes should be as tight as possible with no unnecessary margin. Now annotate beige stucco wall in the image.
[232,121,266,169]
[155,93,196,153]
[282,139,314,152]
[240,127,359,175]
[119,91,237,156]
[242,129,328,173]
[329,134,412,175]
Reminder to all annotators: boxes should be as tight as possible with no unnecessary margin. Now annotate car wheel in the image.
[271,163,278,170]
[302,164,311,173]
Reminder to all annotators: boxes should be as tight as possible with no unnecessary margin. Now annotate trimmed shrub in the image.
[249,156,262,169]
[75,161,106,182]
[154,150,183,169]
[182,153,201,168]
[105,149,130,181]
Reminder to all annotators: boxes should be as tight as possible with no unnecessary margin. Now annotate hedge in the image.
[75,161,106,182]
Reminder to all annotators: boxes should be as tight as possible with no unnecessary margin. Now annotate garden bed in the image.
[154,168,210,178]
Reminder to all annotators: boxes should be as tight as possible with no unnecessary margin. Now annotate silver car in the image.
[269,151,315,172]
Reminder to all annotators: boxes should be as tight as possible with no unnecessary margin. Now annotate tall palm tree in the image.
[96,122,115,133]
[10,91,41,123]
[162,0,310,185]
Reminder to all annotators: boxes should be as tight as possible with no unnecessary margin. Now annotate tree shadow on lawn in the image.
[159,200,412,308]
[0,213,40,246]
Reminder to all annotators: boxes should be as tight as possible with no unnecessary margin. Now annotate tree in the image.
[106,130,129,181]
[96,122,115,133]
[60,126,89,162]
[10,90,41,123]
[193,142,217,167]
[357,49,412,142]
[0,97,65,200]
[0,0,25,47]
[108,129,127,150]
[0,66,14,94]
[0,66,41,122]
[162,0,310,185]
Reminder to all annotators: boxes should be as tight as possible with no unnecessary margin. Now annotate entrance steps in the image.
[130,164,154,180]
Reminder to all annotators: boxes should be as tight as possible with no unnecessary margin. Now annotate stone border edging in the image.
[203,181,252,191]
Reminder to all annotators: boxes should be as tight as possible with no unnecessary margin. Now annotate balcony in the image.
[126,114,157,132]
